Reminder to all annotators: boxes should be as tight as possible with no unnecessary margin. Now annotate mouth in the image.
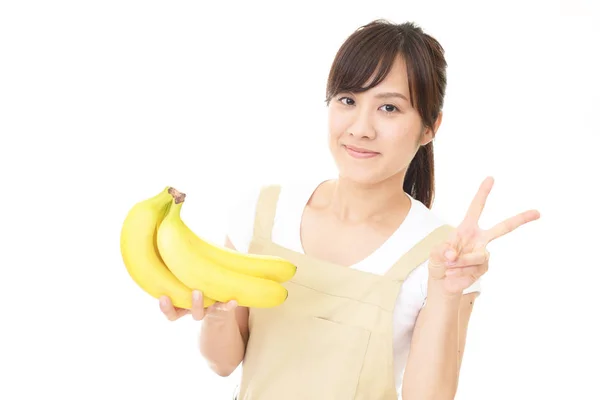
[343,145,380,159]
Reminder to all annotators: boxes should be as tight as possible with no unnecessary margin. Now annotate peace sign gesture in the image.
[428,177,541,295]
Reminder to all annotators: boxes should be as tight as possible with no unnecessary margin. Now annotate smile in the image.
[343,145,380,159]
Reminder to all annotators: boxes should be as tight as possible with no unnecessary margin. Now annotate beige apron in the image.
[236,184,453,400]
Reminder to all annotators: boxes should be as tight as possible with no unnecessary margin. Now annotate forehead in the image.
[364,55,409,92]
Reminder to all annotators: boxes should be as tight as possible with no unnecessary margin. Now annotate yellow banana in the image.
[157,188,289,308]
[179,203,296,283]
[120,187,216,309]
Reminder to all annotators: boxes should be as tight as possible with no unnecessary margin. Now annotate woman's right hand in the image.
[159,290,238,322]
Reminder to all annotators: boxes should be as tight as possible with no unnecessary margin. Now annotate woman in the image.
[159,19,540,399]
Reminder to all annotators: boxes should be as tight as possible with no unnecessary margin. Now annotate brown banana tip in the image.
[167,187,186,204]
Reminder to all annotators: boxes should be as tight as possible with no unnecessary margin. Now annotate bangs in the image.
[325,23,413,105]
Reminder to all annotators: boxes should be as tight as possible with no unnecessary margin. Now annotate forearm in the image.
[402,280,462,400]
[199,312,245,376]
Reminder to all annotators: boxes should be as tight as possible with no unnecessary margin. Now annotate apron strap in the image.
[384,224,455,282]
[252,184,282,242]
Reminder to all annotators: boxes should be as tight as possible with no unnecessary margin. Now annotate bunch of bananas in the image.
[119,186,297,310]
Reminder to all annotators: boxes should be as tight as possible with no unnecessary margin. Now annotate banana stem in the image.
[167,187,186,204]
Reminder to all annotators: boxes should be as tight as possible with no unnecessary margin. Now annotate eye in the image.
[380,104,399,113]
[337,96,355,106]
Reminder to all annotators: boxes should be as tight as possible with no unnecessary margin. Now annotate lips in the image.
[343,145,380,159]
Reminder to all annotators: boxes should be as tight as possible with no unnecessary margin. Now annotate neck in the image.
[327,173,410,224]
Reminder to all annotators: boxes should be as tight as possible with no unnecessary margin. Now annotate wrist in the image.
[427,279,463,306]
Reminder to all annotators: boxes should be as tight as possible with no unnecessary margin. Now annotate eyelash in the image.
[337,96,400,114]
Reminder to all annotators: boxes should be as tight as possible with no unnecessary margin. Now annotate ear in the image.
[419,111,443,146]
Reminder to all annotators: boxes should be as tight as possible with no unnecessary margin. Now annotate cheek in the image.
[327,107,347,141]
[378,125,409,148]
[378,126,418,162]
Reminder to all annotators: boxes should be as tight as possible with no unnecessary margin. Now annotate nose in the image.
[347,108,376,139]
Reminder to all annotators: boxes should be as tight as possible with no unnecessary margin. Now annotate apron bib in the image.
[236,185,453,399]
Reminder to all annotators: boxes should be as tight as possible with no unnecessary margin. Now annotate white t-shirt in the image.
[226,178,482,393]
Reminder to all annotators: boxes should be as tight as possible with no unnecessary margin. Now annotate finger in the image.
[205,302,223,314]
[445,229,462,261]
[191,290,205,321]
[462,176,494,226]
[159,296,182,321]
[446,249,490,268]
[428,242,453,280]
[224,300,238,312]
[445,265,481,277]
[211,300,238,313]
[433,228,460,264]
[430,242,451,267]
[486,209,541,241]
[175,307,190,319]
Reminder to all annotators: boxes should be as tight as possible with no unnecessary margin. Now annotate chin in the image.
[330,147,391,186]
[337,166,388,186]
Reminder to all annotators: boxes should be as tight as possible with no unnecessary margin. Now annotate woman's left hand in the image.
[428,176,541,295]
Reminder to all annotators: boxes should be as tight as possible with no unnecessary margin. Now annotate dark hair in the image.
[325,19,448,209]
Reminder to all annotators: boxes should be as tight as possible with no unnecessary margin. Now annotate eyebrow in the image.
[374,92,409,102]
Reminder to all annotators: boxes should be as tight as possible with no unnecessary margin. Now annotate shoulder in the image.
[225,178,322,253]
[406,194,449,234]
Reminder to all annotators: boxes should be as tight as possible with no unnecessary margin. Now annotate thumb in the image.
[428,242,457,279]
[212,300,238,313]
[223,300,238,312]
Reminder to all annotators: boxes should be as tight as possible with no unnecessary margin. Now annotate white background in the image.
[1,1,599,399]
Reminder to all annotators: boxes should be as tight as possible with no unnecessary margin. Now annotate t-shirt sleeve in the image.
[225,186,262,254]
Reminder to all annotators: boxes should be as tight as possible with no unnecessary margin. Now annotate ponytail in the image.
[403,142,434,209]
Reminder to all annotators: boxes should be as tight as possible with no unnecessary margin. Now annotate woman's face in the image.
[328,55,440,185]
